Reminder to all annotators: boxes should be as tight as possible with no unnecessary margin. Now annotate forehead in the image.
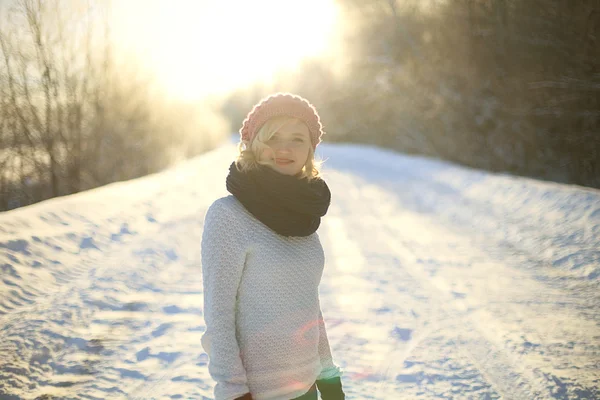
[274,119,309,137]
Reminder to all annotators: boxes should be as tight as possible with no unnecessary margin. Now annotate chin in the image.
[276,166,301,176]
[280,169,300,176]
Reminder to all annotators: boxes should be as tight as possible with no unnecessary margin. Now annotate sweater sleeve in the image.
[316,297,343,381]
[201,200,251,400]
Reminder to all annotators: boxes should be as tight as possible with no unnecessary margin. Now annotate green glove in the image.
[316,376,345,400]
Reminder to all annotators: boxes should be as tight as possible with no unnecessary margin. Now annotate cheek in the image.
[300,146,310,162]
[260,148,274,160]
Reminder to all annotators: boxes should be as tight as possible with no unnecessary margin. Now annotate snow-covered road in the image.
[0,143,598,399]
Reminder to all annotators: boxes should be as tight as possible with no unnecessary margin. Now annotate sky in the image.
[110,0,342,101]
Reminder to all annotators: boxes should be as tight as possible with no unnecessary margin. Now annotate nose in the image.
[275,148,293,159]
[271,140,294,152]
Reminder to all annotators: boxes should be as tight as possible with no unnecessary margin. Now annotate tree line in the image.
[2,0,598,212]
[224,0,600,189]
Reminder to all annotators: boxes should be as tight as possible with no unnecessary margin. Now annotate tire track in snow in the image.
[359,183,553,399]
[321,170,511,399]
[319,210,444,399]
[325,146,598,398]
[324,166,553,399]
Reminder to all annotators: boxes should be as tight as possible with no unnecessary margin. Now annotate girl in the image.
[201,93,345,400]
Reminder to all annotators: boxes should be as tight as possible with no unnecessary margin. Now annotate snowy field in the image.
[0,141,598,399]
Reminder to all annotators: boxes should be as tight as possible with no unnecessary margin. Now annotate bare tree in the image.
[1,0,225,211]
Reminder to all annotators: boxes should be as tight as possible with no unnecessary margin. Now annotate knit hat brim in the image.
[240,93,324,150]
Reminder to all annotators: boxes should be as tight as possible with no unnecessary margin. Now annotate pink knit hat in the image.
[240,93,324,150]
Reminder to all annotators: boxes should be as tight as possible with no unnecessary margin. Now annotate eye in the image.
[294,138,304,142]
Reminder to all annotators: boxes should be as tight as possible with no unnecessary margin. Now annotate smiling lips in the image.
[276,158,294,165]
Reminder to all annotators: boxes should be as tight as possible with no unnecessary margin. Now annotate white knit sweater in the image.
[201,195,342,400]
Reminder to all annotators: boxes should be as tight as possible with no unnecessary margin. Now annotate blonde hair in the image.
[234,116,324,181]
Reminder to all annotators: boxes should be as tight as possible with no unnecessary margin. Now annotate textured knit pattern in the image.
[240,93,324,150]
[201,195,342,400]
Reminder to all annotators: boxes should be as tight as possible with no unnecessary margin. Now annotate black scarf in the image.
[226,161,331,237]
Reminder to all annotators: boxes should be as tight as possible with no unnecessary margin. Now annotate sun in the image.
[111,0,340,101]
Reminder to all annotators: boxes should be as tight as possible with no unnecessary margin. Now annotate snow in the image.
[0,141,598,399]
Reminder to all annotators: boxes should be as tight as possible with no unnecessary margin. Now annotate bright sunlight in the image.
[111,0,340,101]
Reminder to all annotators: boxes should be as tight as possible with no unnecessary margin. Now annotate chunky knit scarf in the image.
[225,161,331,237]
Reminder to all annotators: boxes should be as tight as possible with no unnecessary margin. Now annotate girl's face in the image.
[259,119,311,176]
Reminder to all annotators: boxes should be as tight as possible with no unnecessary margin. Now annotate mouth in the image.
[275,158,294,165]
